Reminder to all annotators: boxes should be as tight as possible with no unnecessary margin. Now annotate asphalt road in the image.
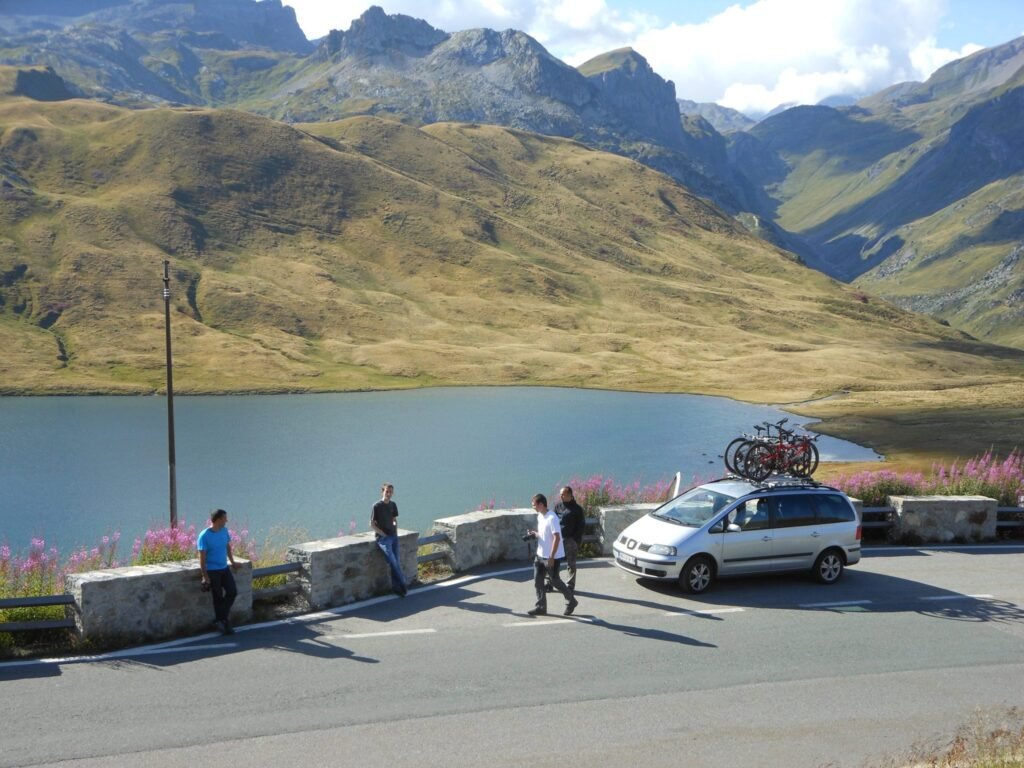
[3,546,1024,768]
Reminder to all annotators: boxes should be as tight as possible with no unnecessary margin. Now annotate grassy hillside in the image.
[1,93,1023,458]
[747,67,1024,348]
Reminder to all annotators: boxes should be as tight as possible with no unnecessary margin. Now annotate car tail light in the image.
[855,525,862,540]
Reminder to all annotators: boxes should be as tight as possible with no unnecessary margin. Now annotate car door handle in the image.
[810,532,821,537]
[761,536,772,542]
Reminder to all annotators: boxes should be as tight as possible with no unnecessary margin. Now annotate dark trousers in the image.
[208,567,237,623]
[534,557,572,612]
[563,538,579,595]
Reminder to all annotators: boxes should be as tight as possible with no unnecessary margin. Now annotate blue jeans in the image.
[376,534,407,593]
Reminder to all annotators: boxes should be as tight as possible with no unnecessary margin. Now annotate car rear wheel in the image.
[680,556,715,594]
[813,548,844,584]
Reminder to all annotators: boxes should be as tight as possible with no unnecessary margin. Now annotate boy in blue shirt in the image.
[198,508,239,634]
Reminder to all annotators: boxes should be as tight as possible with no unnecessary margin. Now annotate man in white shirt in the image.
[526,493,578,616]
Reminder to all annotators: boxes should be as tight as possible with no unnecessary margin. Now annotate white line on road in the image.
[921,594,995,601]
[0,642,237,668]
[662,607,745,617]
[503,618,578,627]
[799,600,873,608]
[332,629,438,639]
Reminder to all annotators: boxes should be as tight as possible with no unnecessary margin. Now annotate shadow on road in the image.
[634,569,1024,625]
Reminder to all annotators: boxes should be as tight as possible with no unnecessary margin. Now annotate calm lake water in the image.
[0,387,879,555]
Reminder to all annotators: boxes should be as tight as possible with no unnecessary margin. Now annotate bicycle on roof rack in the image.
[720,418,820,482]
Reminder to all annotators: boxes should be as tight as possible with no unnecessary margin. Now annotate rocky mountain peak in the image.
[579,47,684,149]
[321,5,449,58]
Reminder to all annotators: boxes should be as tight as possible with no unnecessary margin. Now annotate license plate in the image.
[617,553,637,566]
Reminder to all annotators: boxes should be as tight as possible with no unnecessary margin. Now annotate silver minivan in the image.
[612,478,862,593]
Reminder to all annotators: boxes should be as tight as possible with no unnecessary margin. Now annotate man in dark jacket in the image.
[553,486,586,596]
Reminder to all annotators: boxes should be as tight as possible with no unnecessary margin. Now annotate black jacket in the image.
[554,499,586,544]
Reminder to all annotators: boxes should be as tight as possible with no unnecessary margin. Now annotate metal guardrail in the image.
[0,594,76,633]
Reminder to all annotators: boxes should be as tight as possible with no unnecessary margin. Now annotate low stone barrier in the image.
[597,503,659,555]
[889,495,998,543]
[64,559,252,643]
[431,509,536,572]
[286,530,418,610]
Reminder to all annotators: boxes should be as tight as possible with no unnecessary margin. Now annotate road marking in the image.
[332,629,437,640]
[921,594,995,601]
[503,619,577,627]
[662,607,745,617]
[799,600,873,608]
[0,642,237,669]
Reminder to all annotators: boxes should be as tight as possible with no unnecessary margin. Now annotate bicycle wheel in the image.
[742,442,774,482]
[790,440,820,478]
[805,441,819,477]
[723,437,747,474]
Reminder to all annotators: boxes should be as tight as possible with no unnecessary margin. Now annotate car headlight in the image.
[646,544,677,556]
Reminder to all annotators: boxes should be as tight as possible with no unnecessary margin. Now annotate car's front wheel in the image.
[680,555,715,594]
[813,548,844,584]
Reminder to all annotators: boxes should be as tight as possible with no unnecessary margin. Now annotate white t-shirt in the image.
[535,509,565,559]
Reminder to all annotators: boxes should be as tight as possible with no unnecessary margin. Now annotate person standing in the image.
[526,493,578,617]
[198,508,239,635]
[554,486,586,596]
[371,483,408,597]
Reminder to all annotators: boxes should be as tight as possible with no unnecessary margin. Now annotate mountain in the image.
[3,91,1014,406]
[0,3,763,219]
[3,1,1024,351]
[677,98,756,134]
[739,36,1024,347]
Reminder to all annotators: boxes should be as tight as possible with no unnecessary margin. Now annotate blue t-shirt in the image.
[197,526,231,571]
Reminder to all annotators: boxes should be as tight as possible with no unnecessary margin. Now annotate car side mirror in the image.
[727,523,741,533]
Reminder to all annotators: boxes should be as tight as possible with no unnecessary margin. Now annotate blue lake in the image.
[0,387,879,555]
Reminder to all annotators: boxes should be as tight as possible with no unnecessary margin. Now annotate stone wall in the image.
[286,529,419,610]
[65,559,252,643]
[889,495,998,543]
[431,509,536,572]
[597,503,659,555]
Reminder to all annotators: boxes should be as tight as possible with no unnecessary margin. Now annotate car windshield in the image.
[651,486,739,528]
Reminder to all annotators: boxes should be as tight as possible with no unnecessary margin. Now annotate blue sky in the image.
[278,1,1024,114]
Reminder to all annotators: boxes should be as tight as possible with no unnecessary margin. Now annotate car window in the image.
[814,494,856,524]
[654,487,738,528]
[730,498,770,531]
[773,494,817,528]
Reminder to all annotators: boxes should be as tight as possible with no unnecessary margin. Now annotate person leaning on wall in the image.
[197,508,240,635]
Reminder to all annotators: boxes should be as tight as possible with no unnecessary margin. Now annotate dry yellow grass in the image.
[0,97,1022,462]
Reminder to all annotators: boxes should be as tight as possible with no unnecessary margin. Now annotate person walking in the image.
[197,508,239,635]
[371,483,408,597]
[554,486,586,596]
[526,493,578,617]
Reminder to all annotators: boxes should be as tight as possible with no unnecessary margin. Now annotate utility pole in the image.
[162,259,178,529]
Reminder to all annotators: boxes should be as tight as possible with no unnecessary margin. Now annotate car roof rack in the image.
[702,474,842,494]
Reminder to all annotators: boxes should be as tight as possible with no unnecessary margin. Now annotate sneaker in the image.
[527,607,547,617]
[212,620,225,633]
[222,621,235,636]
[564,599,578,616]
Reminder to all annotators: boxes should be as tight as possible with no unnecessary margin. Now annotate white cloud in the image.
[627,0,969,114]
[275,0,990,115]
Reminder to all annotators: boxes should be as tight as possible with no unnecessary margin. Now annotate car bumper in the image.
[612,546,681,579]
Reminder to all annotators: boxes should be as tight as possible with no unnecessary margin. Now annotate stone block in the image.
[287,529,418,610]
[431,509,536,572]
[598,503,659,555]
[889,495,998,543]
[65,559,252,643]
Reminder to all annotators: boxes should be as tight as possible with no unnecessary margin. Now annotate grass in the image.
[886,708,1024,768]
